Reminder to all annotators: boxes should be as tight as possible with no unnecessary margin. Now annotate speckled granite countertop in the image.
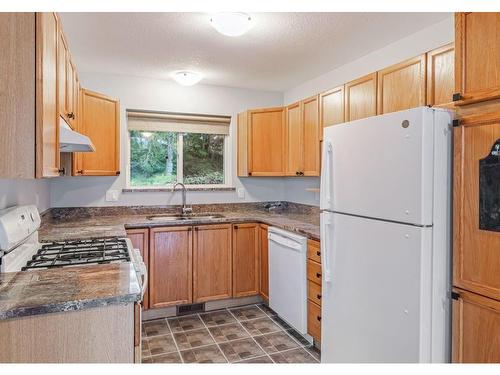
[0,202,319,321]
[39,202,320,242]
[0,263,141,320]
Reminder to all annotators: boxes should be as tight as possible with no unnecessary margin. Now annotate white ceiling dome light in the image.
[172,71,203,86]
[209,13,253,37]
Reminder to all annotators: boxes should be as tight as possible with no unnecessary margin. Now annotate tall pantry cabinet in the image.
[452,12,500,363]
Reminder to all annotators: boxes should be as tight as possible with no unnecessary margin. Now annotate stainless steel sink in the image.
[146,213,225,221]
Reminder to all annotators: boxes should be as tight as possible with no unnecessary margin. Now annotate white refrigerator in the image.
[319,107,452,363]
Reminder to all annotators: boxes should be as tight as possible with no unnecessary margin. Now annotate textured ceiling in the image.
[60,12,451,92]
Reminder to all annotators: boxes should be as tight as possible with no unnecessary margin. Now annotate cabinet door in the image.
[319,85,344,140]
[248,107,285,176]
[127,228,149,310]
[149,226,192,308]
[285,101,303,176]
[377,55,426,115]
[453,118,500,300]
[455,13,500,105]
[232,223,259,297]
[66,59,76,127]
[345,73,377,122]
[259,224,269,301]
[77,89,120,176]
[36,12,59,178]
[452,289,500,363]
[427,43,455,107]
[57,29,68,123]
[193,224,232,303]
[302,95,320,176]
[0,13,36,179]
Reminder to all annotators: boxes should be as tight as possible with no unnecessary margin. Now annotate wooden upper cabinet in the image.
[57,29,68,123]
[259,224,269,301]
[319,85,344,140]
[0,13,36,179]
[232,223,260,298]
[455,13,500,105]
[377,55,426,115]
[126,228,149,309]
[193,224,232,303]
[149,226,192,308]
[285,101,304,176]
[453,118,500,301]
[36,12,60,178]
[345,73,377,122]
[427,43,455,107]
[237,107,285,177]
[76,89,120,176]
[452,289,500,363]
[302,95,320,176]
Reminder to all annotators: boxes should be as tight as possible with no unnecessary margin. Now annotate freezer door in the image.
[322,107,438,225]
[321,212,436,363]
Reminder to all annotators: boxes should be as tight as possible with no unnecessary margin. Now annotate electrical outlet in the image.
[105,189,119,202]
[237,188,245,199]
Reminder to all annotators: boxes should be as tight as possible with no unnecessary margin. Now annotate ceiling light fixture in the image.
[172,71,203,86]
[209,12,253,37]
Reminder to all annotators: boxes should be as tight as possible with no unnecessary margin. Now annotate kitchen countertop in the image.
[39,202,320,242]
[0,263,141,320]
[0,202,319,321]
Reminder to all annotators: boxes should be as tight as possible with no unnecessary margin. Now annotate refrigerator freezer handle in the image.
[320,141,333,210]
[320,214,332,283]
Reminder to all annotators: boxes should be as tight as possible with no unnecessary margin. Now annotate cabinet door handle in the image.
[316,272,321,278]
[317,294,322,300]
[316,250,321,256]
[234,225,239,230]
[194,227,199,231]
[317,316,321,322]
[452,93,462,102]
[248,172,252,176]
[296,171,299,175]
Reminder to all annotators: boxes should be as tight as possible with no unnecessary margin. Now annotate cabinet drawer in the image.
[307,260,322,285]
[308,280,322,306]
[307,239,321,263]
[307,300,322,341]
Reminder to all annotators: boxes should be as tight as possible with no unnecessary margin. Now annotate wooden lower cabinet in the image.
[307,300,322,342]
[126,228,149,309]
[452,289,500,363]
[307,239,322,342]
[259,224,269,301]
[193,224,232,303]
[232,223,260,298]
[149,226,192,308]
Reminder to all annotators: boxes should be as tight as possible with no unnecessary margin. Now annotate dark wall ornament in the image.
[479,139,500,232]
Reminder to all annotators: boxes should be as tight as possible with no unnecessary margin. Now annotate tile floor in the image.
[141,303,321,364]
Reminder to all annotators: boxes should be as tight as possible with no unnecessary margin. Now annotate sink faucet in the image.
[172,182,192,215]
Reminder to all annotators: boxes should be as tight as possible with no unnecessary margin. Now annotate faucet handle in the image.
[182,206,193,215]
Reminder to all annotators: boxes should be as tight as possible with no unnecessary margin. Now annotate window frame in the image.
[125,128,232,190]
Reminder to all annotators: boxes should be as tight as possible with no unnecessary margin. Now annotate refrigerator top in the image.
[320,106,452,226]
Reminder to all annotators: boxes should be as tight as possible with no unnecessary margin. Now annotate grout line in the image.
[199,311,230,364]
[227,307,275,364]
[166,316,185,363]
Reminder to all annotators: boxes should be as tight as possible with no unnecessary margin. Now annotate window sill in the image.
[122,186,236,193]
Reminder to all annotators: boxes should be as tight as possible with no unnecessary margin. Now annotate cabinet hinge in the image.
[452,119,461,127]
[451,291,460,301]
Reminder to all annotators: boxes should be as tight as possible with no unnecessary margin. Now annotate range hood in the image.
[59,117,95,153]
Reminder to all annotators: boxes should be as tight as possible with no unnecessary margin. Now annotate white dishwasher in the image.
[268,226,309,336]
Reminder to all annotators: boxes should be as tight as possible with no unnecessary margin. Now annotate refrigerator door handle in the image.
[320,141,333,210]
[321,214,332,283]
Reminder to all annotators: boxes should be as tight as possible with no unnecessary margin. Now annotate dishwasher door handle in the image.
[268,233,303,251]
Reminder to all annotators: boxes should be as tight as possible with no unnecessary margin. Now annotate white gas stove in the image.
[0,205,147,299]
